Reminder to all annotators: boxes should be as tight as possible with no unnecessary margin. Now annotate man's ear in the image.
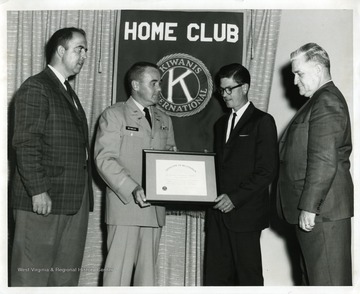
[242,83,249,94]
[131,80,139,91]
[315,63,323,75]
[57,45,65,58]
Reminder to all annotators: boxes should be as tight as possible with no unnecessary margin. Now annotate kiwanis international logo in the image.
[157,53,213,117]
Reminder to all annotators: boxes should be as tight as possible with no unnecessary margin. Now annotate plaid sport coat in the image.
[11,66,94,214]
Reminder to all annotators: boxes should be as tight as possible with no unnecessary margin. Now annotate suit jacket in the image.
[210,102,279,232]
[276,81,353,224]
[94,98,176,227]
[12,66,94,214]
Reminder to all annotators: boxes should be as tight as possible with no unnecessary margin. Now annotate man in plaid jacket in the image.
[10,27,93,286]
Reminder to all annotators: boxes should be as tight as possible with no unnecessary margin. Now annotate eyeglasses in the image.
[217,83,243,96]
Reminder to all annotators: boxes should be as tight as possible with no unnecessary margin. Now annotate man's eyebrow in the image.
[76,45,88,52]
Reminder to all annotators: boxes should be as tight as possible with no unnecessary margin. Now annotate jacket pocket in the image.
[123,128,144,138]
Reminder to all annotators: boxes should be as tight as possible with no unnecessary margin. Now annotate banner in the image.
[116,10,244,152]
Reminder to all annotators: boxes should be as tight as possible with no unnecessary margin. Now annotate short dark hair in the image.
[125,62,159,94]
[45,27,86,64]
[215,63,251,88]
[290,43,331,71]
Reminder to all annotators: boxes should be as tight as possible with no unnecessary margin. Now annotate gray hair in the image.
[290,43,331,71]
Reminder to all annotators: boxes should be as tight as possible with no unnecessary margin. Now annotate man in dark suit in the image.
[204,63,278,286]
[10,27,93,286]
[276,43,353,286]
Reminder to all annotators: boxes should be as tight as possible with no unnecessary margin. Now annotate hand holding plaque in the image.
[132,185,150,208]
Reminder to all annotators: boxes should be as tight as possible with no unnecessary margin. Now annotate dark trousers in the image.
[10,184,89,286]
[295,218,352,286]
[204,211,263,286]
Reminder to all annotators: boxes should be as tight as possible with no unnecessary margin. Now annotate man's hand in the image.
[132,185,151,208]
[213,194,235,213]
[299,210,316,232]
[32,192,52,216]
[169,145,178,152]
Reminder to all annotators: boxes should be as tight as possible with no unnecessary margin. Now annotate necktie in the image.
[64,80,87,159]
[143,107,152,128]
[230,112,237,134]
[64,80,78,109]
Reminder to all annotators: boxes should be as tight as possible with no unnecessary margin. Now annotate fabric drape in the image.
[7,9,281,286]
[244,9,282,112]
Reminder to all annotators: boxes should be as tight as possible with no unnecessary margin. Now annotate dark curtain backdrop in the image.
[115,10,244,152]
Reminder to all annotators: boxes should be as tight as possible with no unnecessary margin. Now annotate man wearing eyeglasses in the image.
[10,27,93,286]
[204,63,278,286]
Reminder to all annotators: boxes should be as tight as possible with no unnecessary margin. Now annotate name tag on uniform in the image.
[126,126,139,131]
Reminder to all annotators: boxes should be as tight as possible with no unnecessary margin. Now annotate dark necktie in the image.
[64,80,78,109]
[143,107,152,128]
[230,112,237,134]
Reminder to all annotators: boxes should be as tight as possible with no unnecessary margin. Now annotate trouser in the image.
[103,225,162,286]
[204,212,263,286]
[10,185,89,286]
[295,218,352,286]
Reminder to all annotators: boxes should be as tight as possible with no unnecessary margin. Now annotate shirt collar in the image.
[130,96,148,115]
[310,80,332,98]
[48,64,67,88]
[232,101,250,117]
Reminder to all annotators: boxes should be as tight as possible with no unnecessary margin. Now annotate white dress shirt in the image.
[226,101,250,142]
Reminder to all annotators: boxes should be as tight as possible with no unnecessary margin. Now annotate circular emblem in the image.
[157,53,213,117]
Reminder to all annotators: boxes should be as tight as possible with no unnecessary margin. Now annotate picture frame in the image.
[143,149,217,203]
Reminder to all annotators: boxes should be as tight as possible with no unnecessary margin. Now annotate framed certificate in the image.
[143,149,217,203]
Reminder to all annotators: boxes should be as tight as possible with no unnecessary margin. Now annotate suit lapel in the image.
[220,114,230,147]
[44,67,88,142]
[126,98,151,132]
[218,103,253,162]
[152,107,164,133]
[66,85,87,119]
[226,102,254,144]
[279,82,333,154]
[279,98,311,154]
[68,88,89,139]
[44,67,78,112]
